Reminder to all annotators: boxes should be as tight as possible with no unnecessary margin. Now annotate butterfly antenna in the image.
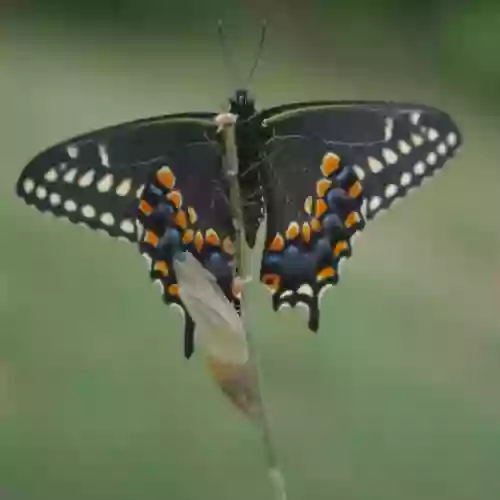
[217,19,240,90]
[246,19,268,86]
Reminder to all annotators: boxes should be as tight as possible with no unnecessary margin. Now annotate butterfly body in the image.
[16,88,462,357]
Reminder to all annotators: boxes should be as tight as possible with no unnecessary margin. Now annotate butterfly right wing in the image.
[254,101,462,331]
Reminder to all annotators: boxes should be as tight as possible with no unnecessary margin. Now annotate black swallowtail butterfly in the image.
[15,90,462,358]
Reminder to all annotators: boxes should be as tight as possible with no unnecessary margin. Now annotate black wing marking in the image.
[16,113,216,242]
[255,101,462,330]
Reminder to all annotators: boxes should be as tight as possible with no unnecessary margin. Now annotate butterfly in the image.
[15,90,462,358]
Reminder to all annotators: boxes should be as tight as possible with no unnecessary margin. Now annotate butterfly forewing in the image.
[16,113,216,242]
[256,101,462,330]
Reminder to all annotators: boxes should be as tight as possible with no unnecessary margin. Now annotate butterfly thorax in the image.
[227,89,265,248]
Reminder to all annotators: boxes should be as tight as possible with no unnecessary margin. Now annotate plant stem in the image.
[219,114,288,500]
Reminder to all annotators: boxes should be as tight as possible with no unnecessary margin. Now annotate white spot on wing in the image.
[141,252,152,267]
[384,118,394,141]
[97,174,114,193]
[426,152,438,165]
[369,196,382,211]
[427,128,439,141]
[44,168,58,182]
[49,193,61,206]
[63,168,77,184]
[437,142,448,155]
[81,205,96,218]
[120,219,135,234]
[64,199,77,212]
[368,156,384,173]
[116,179,132,196]
[382,148,398,165]
[98,144,110,167]
[23,178,35,194]
[447,132,458,147]
[413,162,426,176]
[136,185,145,199]
[384,184,398,198]
[35,186,47,199]
[169,302,185,318]
[400,172,412,187]
[410,112,421,125]
[398,140,411,155]
[78,170,95,187]
[353,165,365,180]
[411,134,424,147]
[318,283,333,303]
[100,212,115,226]
[297,284,313,297]
[67,145,79,159]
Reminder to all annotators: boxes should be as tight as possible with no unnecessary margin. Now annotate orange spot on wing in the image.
[345,212,360,228]
[168,284,180,296]
[317,267,336,281]
[154,260,169,276]
[262,273,281,291]
[144,230,159,247]
[175,210,187,229]
[187,207,197,224]
[222,237,235,255]
[315,198,328,218]
[321,153,340,177]
[333,240,349,257]
[316,179,332,197]
[269,233,285,252]
[206,229,220,246]
[311,218,322,232]
[166,190,183,209]
[156,166,176,189]
[182,229,194,244]
[194,230,204,252]
[285,222,300,240]
[139,200,153,215]
[302,222,311,243]
[348,181,362,198]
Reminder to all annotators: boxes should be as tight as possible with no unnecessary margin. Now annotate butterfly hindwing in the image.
[256,101,462,330]
[134,131,242,358]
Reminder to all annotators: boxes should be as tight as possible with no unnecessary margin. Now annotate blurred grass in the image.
[1,5,500,500]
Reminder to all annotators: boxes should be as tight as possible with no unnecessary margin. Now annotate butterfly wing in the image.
[16,113,240,357]
[16,113,215,241]
[256,101,462,330]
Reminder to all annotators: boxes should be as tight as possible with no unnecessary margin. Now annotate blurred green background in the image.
[1,1,499,499]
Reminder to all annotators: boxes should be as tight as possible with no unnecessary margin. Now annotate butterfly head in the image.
[229,89,256,119]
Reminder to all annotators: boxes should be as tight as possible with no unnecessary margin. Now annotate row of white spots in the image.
[21,176,136,235]
[367,131,458,213]
[43,164,138,199]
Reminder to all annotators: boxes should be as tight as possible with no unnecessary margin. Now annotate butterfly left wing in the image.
[16,112,216,242]
[16,113,240,358]
[255,101,462,330]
